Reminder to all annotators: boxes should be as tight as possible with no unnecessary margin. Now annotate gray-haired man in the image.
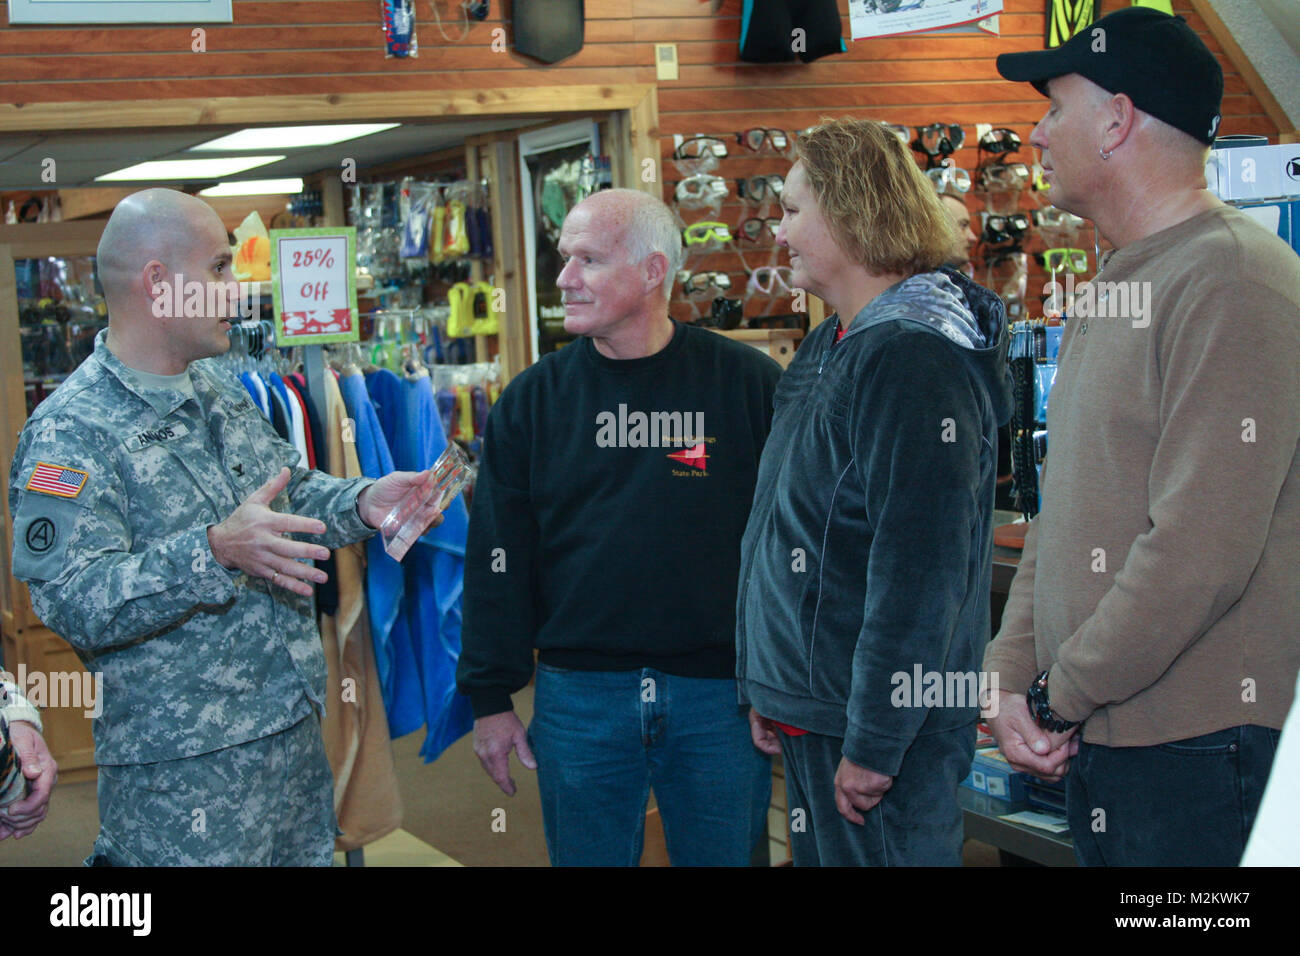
[458,188,781,865]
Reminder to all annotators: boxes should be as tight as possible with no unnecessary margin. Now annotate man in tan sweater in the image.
[983,8,1300,865]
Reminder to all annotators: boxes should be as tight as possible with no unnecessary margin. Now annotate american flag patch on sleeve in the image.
[26,462,89,499]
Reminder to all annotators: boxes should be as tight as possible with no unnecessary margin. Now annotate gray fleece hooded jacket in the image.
[736,267,1012,776]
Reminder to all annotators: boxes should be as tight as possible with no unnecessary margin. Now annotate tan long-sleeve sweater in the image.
[985,204,1300,746]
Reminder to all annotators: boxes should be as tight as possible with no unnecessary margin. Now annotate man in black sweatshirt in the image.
[457,188,782,865]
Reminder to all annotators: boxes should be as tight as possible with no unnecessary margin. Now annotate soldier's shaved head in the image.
[96,188,225,312]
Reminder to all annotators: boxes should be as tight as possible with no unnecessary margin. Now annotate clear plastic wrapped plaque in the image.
[379,442,475,561]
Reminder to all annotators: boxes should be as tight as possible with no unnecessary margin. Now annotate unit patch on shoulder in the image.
[25,462,89,499]
[25,517,56,554]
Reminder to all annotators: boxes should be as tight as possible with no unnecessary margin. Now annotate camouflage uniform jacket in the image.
[9,330,375,765]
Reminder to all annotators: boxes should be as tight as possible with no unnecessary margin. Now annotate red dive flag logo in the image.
[666,443,708,471]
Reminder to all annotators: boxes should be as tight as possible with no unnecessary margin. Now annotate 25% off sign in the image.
[269,228,360,345]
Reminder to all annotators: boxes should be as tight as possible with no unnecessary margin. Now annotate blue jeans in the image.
[1066,724,1281,866]
[528,663,772,866]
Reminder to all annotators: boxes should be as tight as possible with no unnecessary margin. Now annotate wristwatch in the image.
[1027,670,1078,733]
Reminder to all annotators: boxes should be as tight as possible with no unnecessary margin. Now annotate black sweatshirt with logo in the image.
[456,321,782,718]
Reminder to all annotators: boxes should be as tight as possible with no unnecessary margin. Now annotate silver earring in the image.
[1099,148,1112,160]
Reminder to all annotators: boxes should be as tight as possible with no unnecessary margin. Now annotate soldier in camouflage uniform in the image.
[8,189,441,865]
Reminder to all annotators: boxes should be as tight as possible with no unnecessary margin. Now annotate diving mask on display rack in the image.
[911,123,965,168]
[678,270,734,298]
[674,174,730,211]
[746,265,796,298]
[740,217,781,243]
[927,166,971,195]
[981,212,1031,246]
[672,135,730,174]
[736,174,785,205]
[735,127,790,155]
[683,221,733,249]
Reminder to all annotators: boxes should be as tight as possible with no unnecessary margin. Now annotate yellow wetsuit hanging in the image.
[1047,0,1097,48]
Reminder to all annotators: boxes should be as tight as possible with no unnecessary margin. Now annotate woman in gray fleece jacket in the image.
[735,118,1012,866]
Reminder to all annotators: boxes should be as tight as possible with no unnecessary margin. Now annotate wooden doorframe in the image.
[0,84,661,164]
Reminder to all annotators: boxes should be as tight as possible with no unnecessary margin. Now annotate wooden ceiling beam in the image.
[1189,0,1296,141]
[0,86,658,133]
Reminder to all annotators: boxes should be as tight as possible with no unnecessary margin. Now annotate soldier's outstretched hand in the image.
[206,467,331,597]
[356,469,446,535]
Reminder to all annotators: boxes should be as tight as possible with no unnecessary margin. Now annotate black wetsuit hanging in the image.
[740,0,845,64]
[514,0,584,64]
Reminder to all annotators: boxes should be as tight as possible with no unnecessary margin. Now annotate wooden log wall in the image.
[0,0,1280,329]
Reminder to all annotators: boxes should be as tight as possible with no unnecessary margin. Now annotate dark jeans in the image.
[528,663,772,866]
[1065,724,1281,866]
[780,727,974,866]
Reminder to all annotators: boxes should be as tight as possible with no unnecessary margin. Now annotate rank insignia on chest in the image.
[25,462,89,499]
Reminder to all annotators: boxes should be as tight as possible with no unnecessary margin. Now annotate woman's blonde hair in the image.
[794,117,957,276]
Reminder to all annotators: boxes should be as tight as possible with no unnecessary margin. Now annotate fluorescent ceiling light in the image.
[96,156,285,181]
[199,178,304,197]
[189,124,400,151]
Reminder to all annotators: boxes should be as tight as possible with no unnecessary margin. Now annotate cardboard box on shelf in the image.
[1206,142,1300,204]
[961,747,1029,805]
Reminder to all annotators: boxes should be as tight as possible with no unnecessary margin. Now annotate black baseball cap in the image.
[996,8,1223,145]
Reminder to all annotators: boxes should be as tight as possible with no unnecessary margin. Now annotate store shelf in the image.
[960,788,1076,867]
[714,327,803,368]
